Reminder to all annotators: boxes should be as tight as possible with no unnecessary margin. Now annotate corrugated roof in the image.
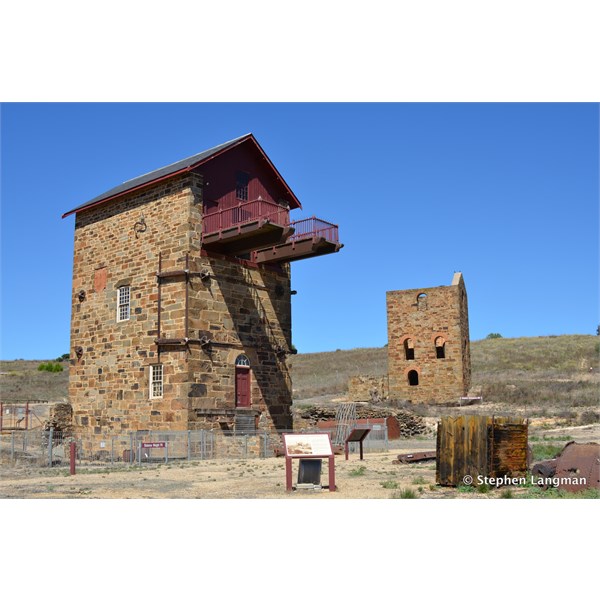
[62,133,301,218]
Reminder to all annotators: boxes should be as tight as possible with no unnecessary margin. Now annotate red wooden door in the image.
[235,367,251,407]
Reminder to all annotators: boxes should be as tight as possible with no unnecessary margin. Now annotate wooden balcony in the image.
[202,199,293,254]
[252,217,343,264]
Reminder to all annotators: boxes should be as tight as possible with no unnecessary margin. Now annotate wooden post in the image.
[328,456,336,492]
[70,442,76,475]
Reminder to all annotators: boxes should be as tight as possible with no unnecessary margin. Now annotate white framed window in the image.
[150,364,163,399]
[117,286,131,322]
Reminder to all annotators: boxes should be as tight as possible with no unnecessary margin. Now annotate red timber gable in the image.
[62,133,301,219]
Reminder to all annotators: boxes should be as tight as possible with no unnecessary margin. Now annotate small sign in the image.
[141,442,166,449]
[283,433,333,457]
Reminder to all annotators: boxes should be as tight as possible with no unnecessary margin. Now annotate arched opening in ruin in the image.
[408,370,419,386]
[435,336,446,359]
[417,293,428,310]
[404,338,415,360]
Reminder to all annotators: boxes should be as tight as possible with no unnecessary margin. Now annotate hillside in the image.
[1,336,598,418]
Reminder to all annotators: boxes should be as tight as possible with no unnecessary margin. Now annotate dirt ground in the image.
[1,423,597,499]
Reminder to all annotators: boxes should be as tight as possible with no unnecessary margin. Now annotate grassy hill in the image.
[290,335,600,408]
[1,335,598,418]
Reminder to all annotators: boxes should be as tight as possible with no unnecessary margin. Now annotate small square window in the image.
[150,364,163,399]
[117,286,131,322]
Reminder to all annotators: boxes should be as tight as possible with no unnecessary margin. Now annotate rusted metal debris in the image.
[532,442,599,492]
[436,415,528,487]
[394,451,437,464]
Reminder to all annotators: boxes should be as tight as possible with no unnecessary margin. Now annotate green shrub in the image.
[500,489,514,499]
[531,443,564,461]
[392,488,418,499]
[411,476,426,485]
[349,466,367,477]
[486,333,503,339]
[380,480,398,489]
[37,362,64,373]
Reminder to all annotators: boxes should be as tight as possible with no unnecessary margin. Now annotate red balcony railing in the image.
[288,217,339,244]
[202,199,290,236]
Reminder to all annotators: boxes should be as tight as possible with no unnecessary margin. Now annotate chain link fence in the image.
[0,423,389,469]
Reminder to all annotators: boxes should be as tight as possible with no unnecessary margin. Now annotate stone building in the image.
[386,273,471,404]
[62,133,342,435]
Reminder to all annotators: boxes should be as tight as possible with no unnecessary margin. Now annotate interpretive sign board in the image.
[283,433,333,457]
[282,433,336,492]
[344,428,371,460]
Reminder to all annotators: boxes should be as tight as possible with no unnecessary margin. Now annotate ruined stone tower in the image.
[63,134,342,436]
[386,272,471,404]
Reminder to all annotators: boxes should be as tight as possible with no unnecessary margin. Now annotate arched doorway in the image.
[235,354,251,408]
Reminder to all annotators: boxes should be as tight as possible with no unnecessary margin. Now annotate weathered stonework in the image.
[347,375,389,403]
[68,161,297,435]
[386,273,471,404]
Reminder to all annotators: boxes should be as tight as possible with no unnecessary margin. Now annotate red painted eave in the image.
[61,133,302,219]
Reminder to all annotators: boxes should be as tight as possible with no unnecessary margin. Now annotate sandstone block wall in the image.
[386,273,471,404]
[347,375,389,403]
[68,170,293,436]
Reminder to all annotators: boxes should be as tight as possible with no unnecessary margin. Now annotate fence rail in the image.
[0,425,388,469]
[202,199,290,236]
[288,216,339,244]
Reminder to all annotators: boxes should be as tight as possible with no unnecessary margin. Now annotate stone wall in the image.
[347,375,389,403]
[68,169,293,436]
[386,273,471,404]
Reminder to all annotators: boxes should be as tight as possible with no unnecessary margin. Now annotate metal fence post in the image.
[11,431,15,461]
[48,427,54,467]
[263,432,268,458]
[187,430,191,462]
[244,434,248,459]
[111,437,114,465]
[129,432,134,464]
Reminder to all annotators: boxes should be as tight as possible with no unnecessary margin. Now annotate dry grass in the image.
[0,360,69,403]
[2,336,598,421]
[289,346,387,399]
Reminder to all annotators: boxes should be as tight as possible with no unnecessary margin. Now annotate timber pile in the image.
[44,402,73,434]
[296,404,427,437]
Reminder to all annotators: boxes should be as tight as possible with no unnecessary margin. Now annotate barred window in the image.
[117,286,130,322]
[236,172,249,201]
[150,364,163,399]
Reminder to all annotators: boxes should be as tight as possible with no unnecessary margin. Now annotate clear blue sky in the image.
[1,103,598,360]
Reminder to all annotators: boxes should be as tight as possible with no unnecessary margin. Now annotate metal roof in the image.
[62,133,301,218]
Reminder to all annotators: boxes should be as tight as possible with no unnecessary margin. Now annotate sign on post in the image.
[139,441,168,463]
[282,433,336,492]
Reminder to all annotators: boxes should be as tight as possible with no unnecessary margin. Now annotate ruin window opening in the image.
[117,286,130,322]
[417,293,428,310]
[236,172,249,201]
[150,364,163,399]
[435,336,446,359]
[404,338,415,360]
[408,370,419,386]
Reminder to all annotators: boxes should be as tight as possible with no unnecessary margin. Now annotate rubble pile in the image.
[295,403,427,437]
[44,402,73,434]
